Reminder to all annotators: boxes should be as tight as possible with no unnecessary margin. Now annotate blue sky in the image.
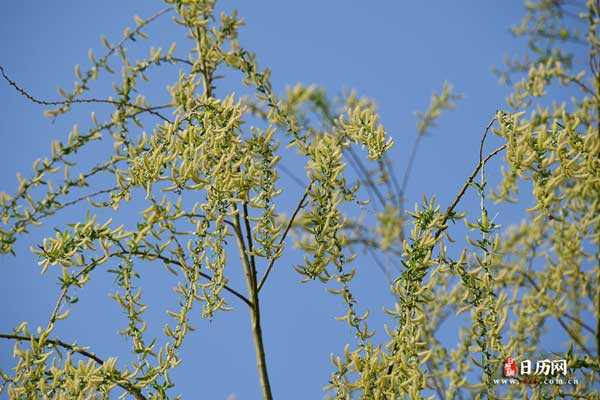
[0,1,542,399]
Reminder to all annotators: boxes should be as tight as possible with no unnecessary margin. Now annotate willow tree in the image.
[0,0,598,399]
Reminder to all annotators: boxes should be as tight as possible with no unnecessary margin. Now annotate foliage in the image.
[0,0,599,399]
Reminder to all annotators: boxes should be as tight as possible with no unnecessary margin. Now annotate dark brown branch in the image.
[42,243,253,308]
[0,64,173,123]
[58,187,117,209]
[478,118,496,175]
[0,7,175,123]
[170,56,194,67]
[9,186,118,236]
[124,250,253,308]
[99,7,173,63]
[242,202,258,287]
[0,333,147,400]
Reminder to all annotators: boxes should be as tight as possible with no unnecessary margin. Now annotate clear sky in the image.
[0,1,537,399]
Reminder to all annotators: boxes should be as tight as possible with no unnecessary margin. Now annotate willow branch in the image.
[278,163,306,188]
[400,133,424,200]
[386,119,506,379]
[345,147,386,208]
[0,7,174,122]
[434,143,506,241]
[520,270,595,354]
[0,64,173,123]
[232,205,273,400]
[0,333,147,400]
[257,183,312,292]
[383,154,403,208]
[100,7,173,61]
[37,244,252,308]
[124,250,252,308]
[316,101,387,209]
[242,201,258,284]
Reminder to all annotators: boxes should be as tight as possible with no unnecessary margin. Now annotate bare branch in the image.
[400,133,423,200]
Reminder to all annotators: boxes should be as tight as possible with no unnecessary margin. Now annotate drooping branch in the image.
[35,244,253,309]
[0,333,147,400]
[118,250,254,308]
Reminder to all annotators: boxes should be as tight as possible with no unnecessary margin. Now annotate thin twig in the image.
[400,133,424,200]
[384,154,403,208]
[38,244,253,308]
[279,163,306,188]
[385,119,507,380]
[0,7,174,122]
[98,7,173,66]
[521,271,596,351]
[0,333,147,400]
[0,65,173,123]
[365,246,393,285]
[434,143,506,241]
[345,147,386,208]
[425,361,446,400]
[316,101,388,210]
[257,183,312,292]
[125,250,253,308]
[57,187,118,209]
